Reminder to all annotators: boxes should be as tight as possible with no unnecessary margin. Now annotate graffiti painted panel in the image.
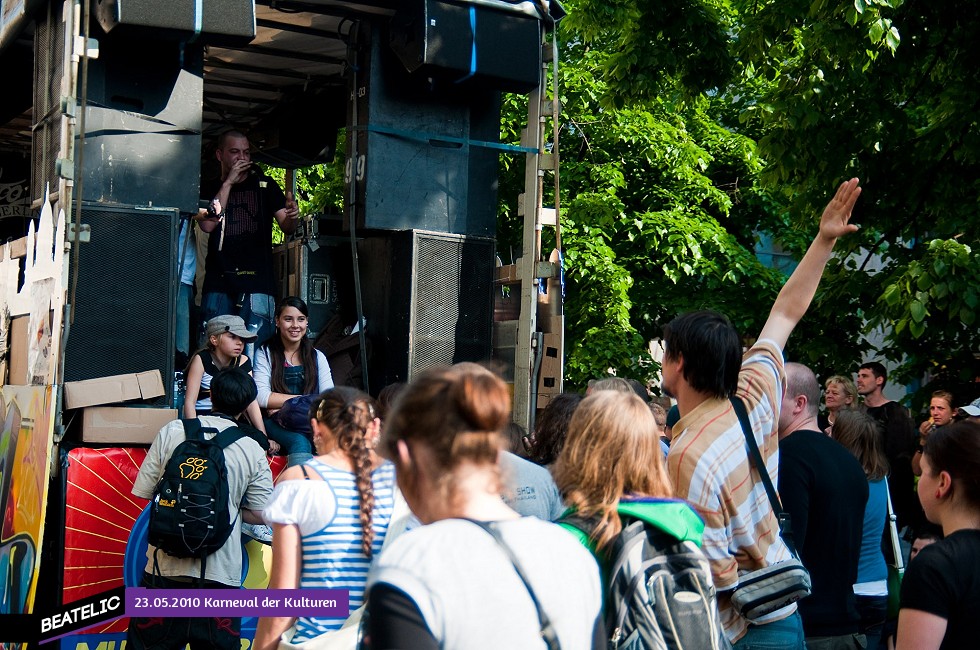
[0,385,54,618]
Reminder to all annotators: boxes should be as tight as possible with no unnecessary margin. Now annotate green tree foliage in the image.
[532,0,980,404]
[498,32,782,390]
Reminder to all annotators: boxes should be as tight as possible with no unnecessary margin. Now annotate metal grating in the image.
[31,1,66,201]
[62,205,178,404]
[409,231,494,376]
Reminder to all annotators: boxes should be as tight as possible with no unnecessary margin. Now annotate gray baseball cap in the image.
[205,315,257,341]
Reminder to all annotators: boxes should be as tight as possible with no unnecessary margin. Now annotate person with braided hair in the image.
[253,387,397,650]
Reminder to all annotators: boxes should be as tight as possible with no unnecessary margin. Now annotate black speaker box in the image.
[390,0,542,93]
[357,230,494,394]
[78,39,203,214]
[251,92,345,169]
[348,24,500,238]
[95,0,255,44]
[62,204,179,405]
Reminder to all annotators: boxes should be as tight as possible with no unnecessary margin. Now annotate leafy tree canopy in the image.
[499,0,980,408]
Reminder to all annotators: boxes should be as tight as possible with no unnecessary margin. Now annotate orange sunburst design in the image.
[63,447,149,633]
[62,447,287,636]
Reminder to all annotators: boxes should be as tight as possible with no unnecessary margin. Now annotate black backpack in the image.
[148,418,242,561]
[562,515,731,650]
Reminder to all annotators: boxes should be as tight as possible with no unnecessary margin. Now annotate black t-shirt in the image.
[200,173,285,295]
[900,529,980,649]
[778,428,869,636]
[866,401,920,530]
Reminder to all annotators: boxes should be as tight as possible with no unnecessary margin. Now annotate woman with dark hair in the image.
[253,296,333,465]
[253,387,396,650]
[896,420,980,649]
[833,409,890,650]
[527,392,583,467]
[362,363,603,649]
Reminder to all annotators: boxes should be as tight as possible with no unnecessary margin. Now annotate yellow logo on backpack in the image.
[179,457,208,480]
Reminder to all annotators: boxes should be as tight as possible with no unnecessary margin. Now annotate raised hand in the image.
[818,177,862,240]
[284,191,299,220]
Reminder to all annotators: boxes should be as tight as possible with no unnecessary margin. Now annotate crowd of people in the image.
[129,139,980,650]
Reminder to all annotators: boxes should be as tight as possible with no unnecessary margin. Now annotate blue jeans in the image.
[856,595,887,650]
[127,573,240,650]
[175,283,194,357]
[264,417,313,467]
[200,292,275,359]
[734,611,805,650]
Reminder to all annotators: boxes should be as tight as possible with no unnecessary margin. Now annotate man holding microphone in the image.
[197,130,299,352]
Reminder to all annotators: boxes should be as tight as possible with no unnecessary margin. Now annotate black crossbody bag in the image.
[728,397,812,621]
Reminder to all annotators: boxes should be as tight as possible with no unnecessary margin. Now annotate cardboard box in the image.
[494,264,519,284]
[8,314,28,385]
[539,314,563,335]
[81,407,178,444]
[535,392,556,410]
[64,370,166,410]
[537,333,561,392]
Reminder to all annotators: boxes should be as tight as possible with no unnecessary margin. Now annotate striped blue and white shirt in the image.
[263,457,396,641]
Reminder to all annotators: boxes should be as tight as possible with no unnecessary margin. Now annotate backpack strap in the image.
[557,513,597,554]
[212,426,247,450]
[730,396,800,556]
[181,418,204,440]
[465,520,561,650]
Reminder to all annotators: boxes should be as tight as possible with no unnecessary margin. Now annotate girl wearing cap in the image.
[253,296,334,466]
[360,362,602,649]
[184,314,275,452]
[896,420,980,649]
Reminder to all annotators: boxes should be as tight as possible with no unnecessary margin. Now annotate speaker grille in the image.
[32,2,66,201]
[409,232,493,376]
[63,205,178,404]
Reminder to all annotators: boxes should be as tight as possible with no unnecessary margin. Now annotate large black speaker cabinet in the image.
[62,204,178,405]
[251,91,346,169]
[390,0,542,93]
[95,0,255,44]
[358,230,494,394]
[77,37,203,214]
[347,24,500,238]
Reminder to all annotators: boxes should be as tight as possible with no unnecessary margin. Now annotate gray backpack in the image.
[562,515,731,650]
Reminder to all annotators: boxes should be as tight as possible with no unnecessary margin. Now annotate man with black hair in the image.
[664,178,862,648]
[127,369,273,650]
[856,360,918,532]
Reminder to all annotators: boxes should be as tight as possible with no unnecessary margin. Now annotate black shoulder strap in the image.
[729,397,781,514]
[181,418,203,441]
[730,396,800,555]
[466,520,561,650]
[213,426,245,450]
